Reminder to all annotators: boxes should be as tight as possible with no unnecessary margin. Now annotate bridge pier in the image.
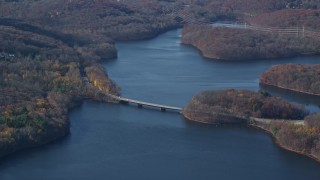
[138,104,143,108]
[161,108,166,112]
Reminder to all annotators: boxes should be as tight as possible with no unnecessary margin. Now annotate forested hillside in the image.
[1,0,320,159]
[181,25,320,60]
[260,64,320,95]
[0,0,187,157]
[183,89,308,124]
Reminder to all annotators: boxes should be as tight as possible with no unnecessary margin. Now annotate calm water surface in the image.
[1,29,320,180]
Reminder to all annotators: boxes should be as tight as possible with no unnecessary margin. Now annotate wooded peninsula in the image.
[183,89,320,162]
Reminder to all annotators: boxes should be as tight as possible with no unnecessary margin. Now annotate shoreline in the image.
[260,82,320,97]
[181,24,320,61]
[0,94,119,159]
[1,22,320,166]
[0,23,182,160]
[249,123,320,164]
[183,111,320,163]
[181,41,320,62]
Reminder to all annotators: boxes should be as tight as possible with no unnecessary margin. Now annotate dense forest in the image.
[0,0,183,40]
[0,0,239,159]
[180,0,320,61]
[249,9,320,30]
[260,64,320,95]
[181,24,320,60]
[0,0,320,161]
[183,89,320,161]
[255,59,320,161]
[0,24,119,157]
[182,89,308,124]
[255,113,320,161]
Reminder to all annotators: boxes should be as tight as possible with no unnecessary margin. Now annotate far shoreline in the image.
[260,82,320,97]
[181,40,320,62]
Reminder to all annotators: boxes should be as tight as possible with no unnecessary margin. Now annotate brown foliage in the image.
[183,89,308,124]
[264,120,320,160]
[258,111,320,161]
[0,0,319,159]
[250,9,320,30]
[260,64,320,95]
[85,64,120,95]
[181,24,320,61]
[305,113,320,128]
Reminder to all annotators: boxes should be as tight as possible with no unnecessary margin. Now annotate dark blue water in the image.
[106,29,320,111]
[0,29,320,180]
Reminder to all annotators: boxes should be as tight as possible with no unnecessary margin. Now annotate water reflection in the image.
[260,83,320,113]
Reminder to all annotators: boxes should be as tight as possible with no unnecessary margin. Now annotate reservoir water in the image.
[1,29,320,180]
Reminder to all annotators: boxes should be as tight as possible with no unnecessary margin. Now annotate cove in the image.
[0,29,320,180]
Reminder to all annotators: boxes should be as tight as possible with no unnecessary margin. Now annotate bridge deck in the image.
[117,96,182,111]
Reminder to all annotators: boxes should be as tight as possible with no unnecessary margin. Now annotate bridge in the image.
[84,78,183,113]
[118,97,183,112]
[107,94,183,112]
